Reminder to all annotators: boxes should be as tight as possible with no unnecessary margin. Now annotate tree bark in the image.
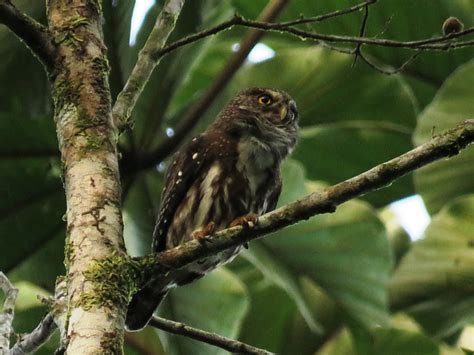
[47,1,126,353]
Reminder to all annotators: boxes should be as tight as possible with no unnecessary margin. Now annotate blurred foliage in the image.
[0,0,473,354]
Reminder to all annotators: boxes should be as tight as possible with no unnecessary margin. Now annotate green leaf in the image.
[0,113,64,281]
[390,194,474,337]
[414,60,474,214]
[294,123,414,207]
[158,268,249,355]
[246,160,391,332]
[230,258,340,354]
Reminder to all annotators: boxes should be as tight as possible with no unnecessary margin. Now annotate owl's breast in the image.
[236,136,277,212]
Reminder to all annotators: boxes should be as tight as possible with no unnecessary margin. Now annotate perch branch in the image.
[9,313,56,355]
[0,272,18,352]
[112,0,185,129]
[0,0,55,68]
[128,0,291,173]
[139,120,474,277]
[149,316,273,355]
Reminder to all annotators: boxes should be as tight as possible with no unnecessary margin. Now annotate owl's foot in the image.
[229,214,258,249]
[192,222,216,243]
[229,213,259,229]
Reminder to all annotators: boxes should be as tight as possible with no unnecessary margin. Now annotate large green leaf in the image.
[231,258,335,354]
[390,195,474,337]
[294,123,414,207]
[246,160,391,332]
[414,60,474,214]
[0,113,64,280]
[158,268,249,355]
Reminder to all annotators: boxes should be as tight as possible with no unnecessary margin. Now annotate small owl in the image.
[126,87,299,330]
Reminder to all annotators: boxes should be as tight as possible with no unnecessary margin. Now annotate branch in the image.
[112,0,185,130]
[138,120,474,277]
[146,9,473,61]
[153,0,378,59]
[0,272,18,352]
[9,313,56,355]
[149,316,272,355]
[0,0,55,69]
[128,0,291,174]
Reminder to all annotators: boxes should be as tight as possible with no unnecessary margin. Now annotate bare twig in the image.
[149,12,474,61]
[128,0,290,174]
[0,272,18,352]
[137,120,474,279]
[0,0,55,69]
[358,49,422,75]
[154,0,379,59]
[112,0,185,129]
[352,1,370,67]
[149,316,273,354]
[9,313,56,355]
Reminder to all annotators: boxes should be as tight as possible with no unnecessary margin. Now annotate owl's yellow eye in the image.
[258,94,272,105]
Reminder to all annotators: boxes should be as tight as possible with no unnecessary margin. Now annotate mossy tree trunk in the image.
[47,1,127,353]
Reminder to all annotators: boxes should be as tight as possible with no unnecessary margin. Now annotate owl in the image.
[126,87,299,331]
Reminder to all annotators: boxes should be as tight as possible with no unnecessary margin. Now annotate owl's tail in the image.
[125,284,167,331]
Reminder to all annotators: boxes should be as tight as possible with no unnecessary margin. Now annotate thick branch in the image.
[112,0,185,129]
[0,0,55,69]
[0,272,18,352]
[139,120,474,277]
[9,313,56,355]
[149,316,272,355]
[129,0,290,174]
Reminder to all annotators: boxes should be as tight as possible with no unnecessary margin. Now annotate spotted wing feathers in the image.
[152,135,209,252]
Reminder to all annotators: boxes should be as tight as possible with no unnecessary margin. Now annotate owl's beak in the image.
[281,100,297,121]
[279,106,288,120]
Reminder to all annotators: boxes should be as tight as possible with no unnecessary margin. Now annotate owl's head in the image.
[216,87,299,157]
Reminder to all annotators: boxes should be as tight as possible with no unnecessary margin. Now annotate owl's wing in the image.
[152,134,211,252]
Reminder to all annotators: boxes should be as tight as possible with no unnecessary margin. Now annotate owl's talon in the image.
[229,213,259,229]
[192,222,215,243]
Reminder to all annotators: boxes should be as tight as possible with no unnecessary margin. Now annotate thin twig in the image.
[352,1,370,67]
[358,49,422,75]
[149,316,273,355]
[0,0,55,69]
[154,0,379,59]
[112,0,185,129]
[279,0,378,26]
[137,120,474,279]
[9,313,57,355]
[0,272,19,352]
[128,0,291,174]
[152,13,474,61]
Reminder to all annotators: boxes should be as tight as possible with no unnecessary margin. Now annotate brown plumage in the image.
[126,87,299,331]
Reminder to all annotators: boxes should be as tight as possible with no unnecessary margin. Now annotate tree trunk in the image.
[47,1,126,353]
